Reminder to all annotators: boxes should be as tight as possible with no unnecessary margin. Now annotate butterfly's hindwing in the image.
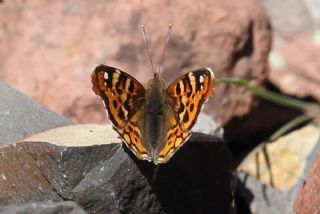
[117,109,150,161]
[157,113,191,164]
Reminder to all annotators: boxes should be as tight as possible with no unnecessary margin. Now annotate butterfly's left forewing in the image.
[156,68,215,163]
[91,65,151,160]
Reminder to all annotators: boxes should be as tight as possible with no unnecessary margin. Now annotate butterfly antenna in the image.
[141,25,155,72]
[158,24,172,74]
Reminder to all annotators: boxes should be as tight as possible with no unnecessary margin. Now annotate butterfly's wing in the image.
[157,68,215,163]
[166,68,215,131]
[156,113,192,164]
[91,65,151,160]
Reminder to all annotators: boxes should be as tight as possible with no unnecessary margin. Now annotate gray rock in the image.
[0,201,86,214]
[236,171,291,214]
[0,132,233,213]
[0,79,233,213]
[0,81,72,145]
[193,113,224,138]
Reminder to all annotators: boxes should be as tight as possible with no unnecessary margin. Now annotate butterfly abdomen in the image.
[145,82,166,153]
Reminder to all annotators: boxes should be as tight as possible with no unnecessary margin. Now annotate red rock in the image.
[0,0,271,124]
[294,156,320,214]
[262,0,320,103]
[269,33,320,102]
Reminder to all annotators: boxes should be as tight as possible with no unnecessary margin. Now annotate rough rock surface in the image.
[0,125,233,214]
[294,156,320,214]
[0,0,272,124]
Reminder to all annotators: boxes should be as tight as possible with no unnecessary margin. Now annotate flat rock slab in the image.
[240,125,320,191]
[0,125,233,214]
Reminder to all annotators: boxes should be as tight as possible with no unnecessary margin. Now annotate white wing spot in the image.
[104,72,109,80]
[200,85,203,90]
[199,75,204,83]
[206,67,215,78]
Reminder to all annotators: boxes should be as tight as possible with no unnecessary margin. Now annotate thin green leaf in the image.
[269,115,312,142]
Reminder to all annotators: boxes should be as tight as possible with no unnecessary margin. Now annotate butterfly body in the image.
[145,77,165,145]
[92,65,215,164]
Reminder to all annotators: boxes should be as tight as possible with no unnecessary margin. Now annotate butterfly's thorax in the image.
[144,75,167,153]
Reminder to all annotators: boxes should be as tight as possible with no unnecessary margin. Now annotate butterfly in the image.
[91,65,215,164]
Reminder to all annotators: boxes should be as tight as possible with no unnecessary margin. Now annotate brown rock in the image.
[269,34,320,102]
[0,0,272,124]
[294,156,320,214]
[262,0,320,103]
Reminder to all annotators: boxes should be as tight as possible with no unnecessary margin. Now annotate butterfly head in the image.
[146,72,166,90]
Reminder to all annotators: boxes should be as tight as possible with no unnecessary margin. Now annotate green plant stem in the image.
[217,78,311,111]
[269,115,313,142]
